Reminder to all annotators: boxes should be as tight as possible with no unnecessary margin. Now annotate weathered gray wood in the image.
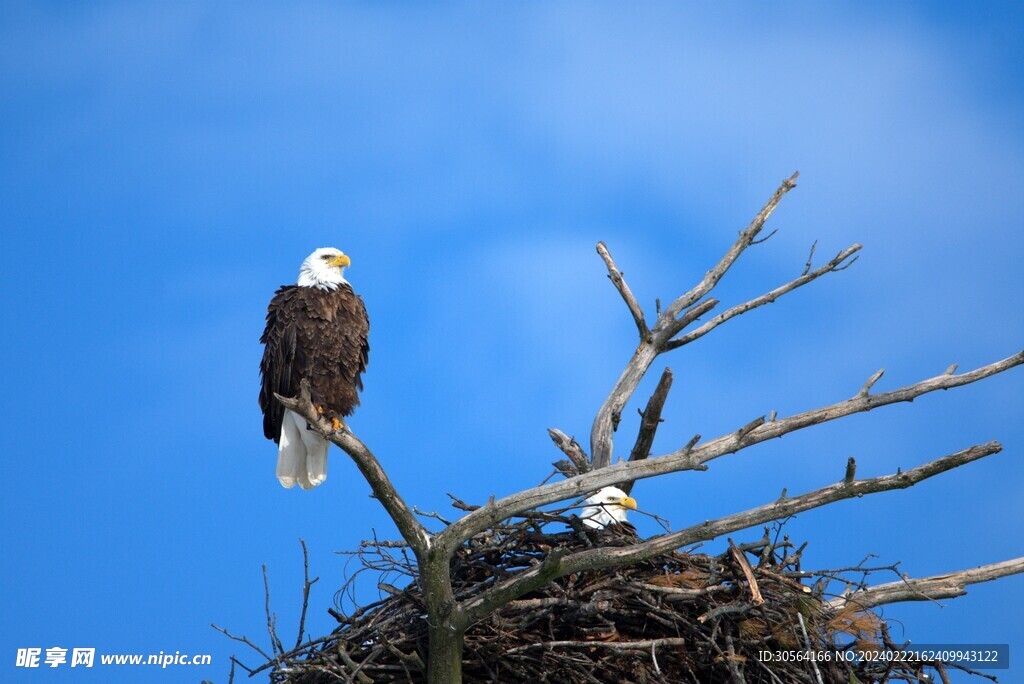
[597,241,649,341]
[589,299,717,470]
[828,557,1024,610]
[275,380,432,558]
[662,171,799,323]
[461,442,1003,619]
[442,351,1023,546]
[622,367,674,496]
[590,172,846,469]
[664,243,862,351]
[547,428,590,475]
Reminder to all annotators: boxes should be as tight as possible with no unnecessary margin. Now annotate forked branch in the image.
[460,442,1002,620]
[665,243,862,351]
[662,171,799,323]
[439,351,1023,547]
[548,428,590,476]
[590,172,863,469]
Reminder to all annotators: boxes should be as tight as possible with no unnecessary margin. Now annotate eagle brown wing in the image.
[259,284,370,443]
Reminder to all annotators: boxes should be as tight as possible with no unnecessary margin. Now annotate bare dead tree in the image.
[264,174,1024,684]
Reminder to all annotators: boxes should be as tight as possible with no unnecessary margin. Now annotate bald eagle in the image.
[259,248,370,489]
[580,487,638,529]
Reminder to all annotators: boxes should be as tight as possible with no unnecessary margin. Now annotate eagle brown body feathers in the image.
[258,284,370,443]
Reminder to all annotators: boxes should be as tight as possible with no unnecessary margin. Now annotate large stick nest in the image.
[258,513,991,684]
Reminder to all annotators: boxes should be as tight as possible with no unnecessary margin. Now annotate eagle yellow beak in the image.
[330,254,351,268]
[620,496,638,511]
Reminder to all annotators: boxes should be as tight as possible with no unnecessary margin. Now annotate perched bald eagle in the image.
[259,248,370,489]
[580,487,638,529]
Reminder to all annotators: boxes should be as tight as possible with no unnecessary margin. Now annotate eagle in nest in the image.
[259,248,370,490]
[581,487,638,530]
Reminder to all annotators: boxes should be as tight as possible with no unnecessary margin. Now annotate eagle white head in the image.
[580,487,638,529]
[298,247,351,290]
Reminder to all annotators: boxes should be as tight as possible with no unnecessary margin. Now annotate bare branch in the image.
[828,557,1024,611]
[802,240,817,276]
[295,539,319,649]
[447,493,479,512]
[729,540,764,606]
[588,175,799,469]
[211,624,274,663]
[547,428,590,475]
[441,352,1023,546]
[736,416,766,442]
[461,443,1002,620]
[664,244,862,352]
[663,350,1022,470]
[859,368,885,398]
[797,613,825,684]
[338,646,373,684]
[681,433,701,454]
[589,299,716,470]
[662,172,799,322]
[844,457,856,484]
[597,241,649,340]
[506,637,688,655]
[275,380,431,557]
[262,565,284,657]
[622,367,673,495]
[750,227,778,245]
[414,506,453,526]
[589,343,661,471]
[660,297,720,345]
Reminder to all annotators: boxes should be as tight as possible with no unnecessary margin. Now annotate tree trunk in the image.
[421,550,465,683]
[427,619,465,684]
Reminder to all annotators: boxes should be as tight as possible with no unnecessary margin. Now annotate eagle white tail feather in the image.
[276,410,305,488]
[276,410,328,489]
[298,414,328,488]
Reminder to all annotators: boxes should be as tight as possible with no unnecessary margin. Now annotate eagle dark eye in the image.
[322,254,332,260]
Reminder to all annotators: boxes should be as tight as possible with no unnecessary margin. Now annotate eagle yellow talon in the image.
[315,405,325,416]
[330,417,345,432]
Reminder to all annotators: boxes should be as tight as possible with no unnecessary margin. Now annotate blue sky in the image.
[1,3,1022,682]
